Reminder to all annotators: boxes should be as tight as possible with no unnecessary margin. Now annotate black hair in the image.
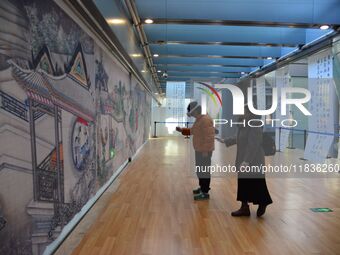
[187,101,197,112]
[187,101,201,115]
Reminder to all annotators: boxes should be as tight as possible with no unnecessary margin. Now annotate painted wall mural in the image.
[0,0,151,254]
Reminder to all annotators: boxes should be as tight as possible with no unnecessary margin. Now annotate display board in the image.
[0,0,151,254]
[331,37,340,100]
[256,76,266,121]
[332,38,340,160]
[275,66,291,151]
[165,82,186,134]
[304,49,337,162]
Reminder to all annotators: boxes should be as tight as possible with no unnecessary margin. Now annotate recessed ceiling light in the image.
[320,25,330,30]
[155,92,159,95]
[157,70,162,73]
[145,19,154,24]
[131,53,142,57]
[153,54,159,57]
[141,70,146,73]
[267,57,273,60]
[106,18,125,25]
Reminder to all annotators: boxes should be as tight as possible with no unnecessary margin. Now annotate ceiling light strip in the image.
[150,41,298,48]
[147,18,337,29]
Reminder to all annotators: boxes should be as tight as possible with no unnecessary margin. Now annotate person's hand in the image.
[176,126,182,132]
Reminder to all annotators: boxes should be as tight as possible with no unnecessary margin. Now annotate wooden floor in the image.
[71,137,340,255]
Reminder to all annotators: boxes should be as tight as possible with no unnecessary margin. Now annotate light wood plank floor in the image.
[71,137,340,255]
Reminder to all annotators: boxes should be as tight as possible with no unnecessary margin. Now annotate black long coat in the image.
[226,125,272,205]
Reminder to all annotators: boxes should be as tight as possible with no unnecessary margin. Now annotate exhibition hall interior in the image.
[1,0,340,254]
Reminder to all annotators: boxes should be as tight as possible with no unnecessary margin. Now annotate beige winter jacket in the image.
[181,114,215,152]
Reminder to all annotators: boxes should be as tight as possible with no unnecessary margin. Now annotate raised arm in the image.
[224,138,237,147]
[215,136,237,147]
[176,126,191,136]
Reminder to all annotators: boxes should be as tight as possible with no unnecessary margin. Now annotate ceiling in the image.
[95,0,340,93]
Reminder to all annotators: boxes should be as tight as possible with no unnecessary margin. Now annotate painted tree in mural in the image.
[114,81,127,121]
[25,3,93,58]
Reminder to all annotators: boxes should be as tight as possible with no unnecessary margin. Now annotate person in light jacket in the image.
[224,106,272,217]
[176,101,215,200]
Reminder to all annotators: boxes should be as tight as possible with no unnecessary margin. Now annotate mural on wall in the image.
[95,49,129,185]
[94,49,151,185]
[0,0,151,254]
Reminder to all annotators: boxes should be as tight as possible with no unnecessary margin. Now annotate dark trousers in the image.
[195,151,212,193]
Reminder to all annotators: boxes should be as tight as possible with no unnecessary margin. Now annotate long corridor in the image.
[69,137,340,255]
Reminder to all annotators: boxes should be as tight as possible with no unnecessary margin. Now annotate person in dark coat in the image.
[224,106,272,217]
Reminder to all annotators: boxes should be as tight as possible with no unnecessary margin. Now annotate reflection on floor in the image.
[61,136,340,255]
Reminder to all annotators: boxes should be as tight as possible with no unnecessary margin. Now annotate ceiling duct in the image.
[65,0,162,105]
[123,0,162,95]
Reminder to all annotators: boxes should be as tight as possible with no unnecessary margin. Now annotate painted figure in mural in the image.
[74,136,81,166]
[95,57,108,92]
[0,202,6,232]
[79,126,90,167]
[72,120,91,171]
[109,127,118,159]
[114,81,126,119]
[132,86,142,132]
[0,216,6,232]
[101,125,109,163]
[176,101,215,200]
[129,105,136,131]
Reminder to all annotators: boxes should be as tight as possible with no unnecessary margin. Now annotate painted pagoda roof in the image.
[12,63,51,98]
[10,60,95,122]
[44,73,95,120]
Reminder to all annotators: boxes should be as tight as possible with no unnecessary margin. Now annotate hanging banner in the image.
[332,39,340,100]
[332,39,340,160]
[304,49,337,162]
[256,76,266,121]
[275,67,291,151]
[165,82,186,134]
